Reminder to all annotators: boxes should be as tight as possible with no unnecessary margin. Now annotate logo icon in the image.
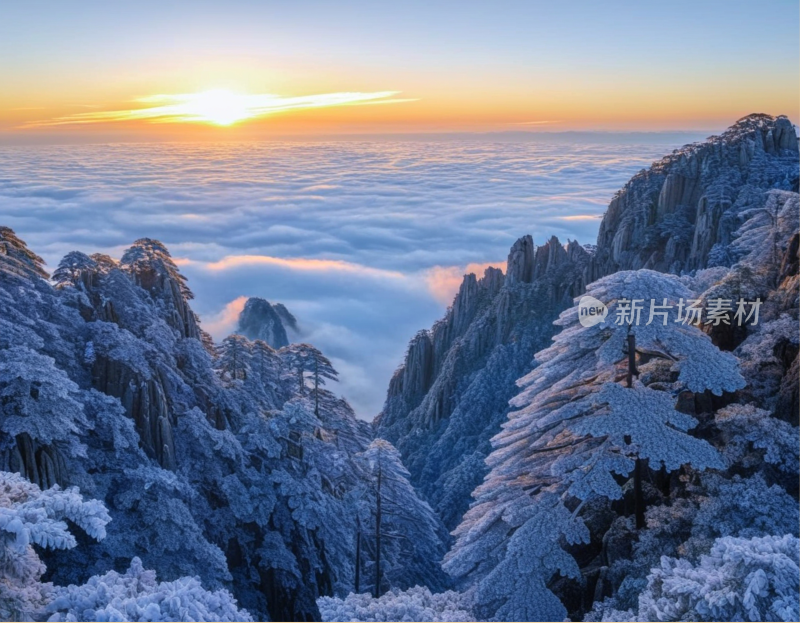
[578,295,607,327]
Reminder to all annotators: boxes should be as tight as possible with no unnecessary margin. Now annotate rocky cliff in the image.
[376,236,597,529]
[595,114,798,275]
[375,114,799,532]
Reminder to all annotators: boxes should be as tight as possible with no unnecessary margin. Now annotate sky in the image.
[1,1,798,141]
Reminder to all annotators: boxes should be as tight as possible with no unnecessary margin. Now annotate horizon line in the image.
[0,127,736,148]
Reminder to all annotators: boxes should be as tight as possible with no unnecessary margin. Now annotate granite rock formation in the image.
[236,297,298,348]
[375,114,799,533]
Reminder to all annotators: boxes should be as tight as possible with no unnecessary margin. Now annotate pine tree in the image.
[216,334,253,381]
[279,343,338,412]
[120,237,193,299]
[52,251,98,289]
[358,439,446,597]
[445,270,746,621]
[251,339,283,403]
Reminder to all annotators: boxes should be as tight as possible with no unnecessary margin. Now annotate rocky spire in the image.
[120,238,202,340]
[505,235,534,284]
[236,297,296,348]
[0,227,49,280]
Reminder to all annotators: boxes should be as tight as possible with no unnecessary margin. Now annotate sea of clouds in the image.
[0,136,706,418]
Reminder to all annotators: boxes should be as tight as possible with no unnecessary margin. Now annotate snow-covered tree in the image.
[715,403,799,476]
[52,251,98,289]
[593,471,800,615]
[47,557,252,622]
[0,347,90,488]
[638,534,799,622]
[280,343,339,414]
[0,471,110,621]
[250,339,283,404]
[120,238,193,300]
[445,270,745,621]
[216,334,253,381]
[0,227,49,280]
[686,474,799,555]
[317,586,474,622]
[358,440,446,598]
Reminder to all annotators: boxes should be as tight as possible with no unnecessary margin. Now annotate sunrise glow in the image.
[23,89,411,128]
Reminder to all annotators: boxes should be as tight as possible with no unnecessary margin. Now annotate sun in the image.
[184,90,251,126]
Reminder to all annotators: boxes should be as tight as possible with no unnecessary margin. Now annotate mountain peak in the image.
[595,113,799,275]
[236,297,298,348]
[120,237,193,300]
[0,226,49,280]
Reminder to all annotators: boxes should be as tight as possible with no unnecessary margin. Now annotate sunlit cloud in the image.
[178,254,407,280]
[23,89,415,128]
[511,120,562,126]
[425,261,507,305]
[560,214,602,221]
[202,295,249,339]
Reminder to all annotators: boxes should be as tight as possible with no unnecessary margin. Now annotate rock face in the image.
[376,114,799,532]
[376,236,596,529]
[595,114,799,275]
[236,297,297,348]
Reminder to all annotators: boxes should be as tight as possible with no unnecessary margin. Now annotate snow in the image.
[638,535,799,622]
[318,586,474,622]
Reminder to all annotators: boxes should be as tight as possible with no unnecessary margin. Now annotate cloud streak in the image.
[202,295,249,337]
[183,254,406,279]
[24,90,414,128]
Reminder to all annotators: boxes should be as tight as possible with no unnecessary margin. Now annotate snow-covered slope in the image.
[0,232,446,621]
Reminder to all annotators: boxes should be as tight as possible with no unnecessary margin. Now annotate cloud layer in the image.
[0,138,696,417]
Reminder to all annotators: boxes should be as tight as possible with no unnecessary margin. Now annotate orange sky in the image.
[1,1,798,141]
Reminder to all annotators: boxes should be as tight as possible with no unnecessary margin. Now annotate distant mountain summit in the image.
[236,297,299,348]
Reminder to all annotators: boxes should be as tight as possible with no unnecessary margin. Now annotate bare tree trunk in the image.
[626,330,636,389]
[627,329,645,529]
[374,462,383,598]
